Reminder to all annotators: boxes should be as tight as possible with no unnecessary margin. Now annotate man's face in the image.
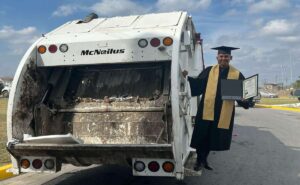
[217,53,232,68]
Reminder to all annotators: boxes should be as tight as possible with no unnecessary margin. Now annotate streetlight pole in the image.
[290,51,293,86]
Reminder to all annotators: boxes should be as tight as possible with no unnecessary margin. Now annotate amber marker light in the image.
[20,159,30,169]
[38,45,47,54]
[163,37,173,46]
[162,161,174,173]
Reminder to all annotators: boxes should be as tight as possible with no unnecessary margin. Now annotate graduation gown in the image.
[188,66,250,151]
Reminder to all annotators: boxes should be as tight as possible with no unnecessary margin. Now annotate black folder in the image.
[221,79,243,100]
[221,74,259,100]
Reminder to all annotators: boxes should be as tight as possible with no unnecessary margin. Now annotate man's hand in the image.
[182,70,188,78]
[240,98,248,102]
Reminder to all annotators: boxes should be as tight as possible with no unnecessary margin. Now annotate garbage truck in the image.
[6,11,204,180]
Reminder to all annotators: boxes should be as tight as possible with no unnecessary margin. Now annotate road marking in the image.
[0,163,15,180]
[256,104,300,113]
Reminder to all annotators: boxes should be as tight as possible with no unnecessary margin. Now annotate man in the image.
[183,46,252,171]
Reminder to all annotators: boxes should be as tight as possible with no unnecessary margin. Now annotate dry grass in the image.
[0,98,11,166]
[259,97,299,105]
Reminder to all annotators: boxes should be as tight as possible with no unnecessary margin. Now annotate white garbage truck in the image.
[6,11,204,180]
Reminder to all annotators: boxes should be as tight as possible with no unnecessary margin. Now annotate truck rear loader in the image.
[6,11,204,180]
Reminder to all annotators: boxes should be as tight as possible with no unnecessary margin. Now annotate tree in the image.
[293,78,300,89]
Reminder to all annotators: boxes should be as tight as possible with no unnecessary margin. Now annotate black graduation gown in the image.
[188,66,250,151]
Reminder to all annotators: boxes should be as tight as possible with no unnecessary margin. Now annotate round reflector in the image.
[138,39,148,48]
[20,159,30,169]
[150,38,160,47]
[148,161,160,172]
[163,37,173,46]
[32,159,43,169]
[134,161,145,172]
[59,44,68,53]
[44,159,55,170]
[49,45,57,53]
[38,45,46,54]
[162,161,174,173]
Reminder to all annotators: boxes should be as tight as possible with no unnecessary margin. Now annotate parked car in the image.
[260,91,278,98]
[1,85,11,98]
[250,93,261,107]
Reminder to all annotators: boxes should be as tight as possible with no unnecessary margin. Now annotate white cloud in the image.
[226,0,255,6]
[0,26,39,54]
[91,0,149,16]
[16,27,37,35]
[52,5,83,17]
[0,25,41,76]
[276,36,300,43]
[261,19,297,36]
[156,0,211,12]
[53,0,211,18]
[248,0,290,14]
[224,9,239,16]
[0,26,14,39]
[0,26,36,39]
[252,18,264,27]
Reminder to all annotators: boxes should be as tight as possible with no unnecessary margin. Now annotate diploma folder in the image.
[221,74,258,100]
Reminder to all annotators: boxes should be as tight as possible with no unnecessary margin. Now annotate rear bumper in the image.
[7,143,173,165]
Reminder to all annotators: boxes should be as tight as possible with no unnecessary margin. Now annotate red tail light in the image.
[148,161,160,172]
[49,45,57,53]
[32,159,43,169]
[150,38,160,47]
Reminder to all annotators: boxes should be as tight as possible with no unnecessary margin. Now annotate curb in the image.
[0,163,15,180]
[255,104,300,113]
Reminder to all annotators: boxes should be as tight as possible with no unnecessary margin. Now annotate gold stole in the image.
[202,64,240,129]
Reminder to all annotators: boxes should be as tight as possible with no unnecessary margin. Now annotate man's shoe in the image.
[193,163,202,171]
[204,163,213,170]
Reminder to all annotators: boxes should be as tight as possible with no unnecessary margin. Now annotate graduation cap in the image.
[211,46,239,55]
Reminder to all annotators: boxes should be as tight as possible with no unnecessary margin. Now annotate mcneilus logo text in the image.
[81,48,125,55]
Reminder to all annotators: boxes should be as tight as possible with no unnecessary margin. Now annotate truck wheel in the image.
[2,90,9,98]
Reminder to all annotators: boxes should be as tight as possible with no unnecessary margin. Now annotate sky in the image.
[0,0,299,85]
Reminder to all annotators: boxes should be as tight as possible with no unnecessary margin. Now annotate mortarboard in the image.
[211,46,239,55]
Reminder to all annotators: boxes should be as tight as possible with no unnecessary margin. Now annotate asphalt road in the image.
[2,107,300,185]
